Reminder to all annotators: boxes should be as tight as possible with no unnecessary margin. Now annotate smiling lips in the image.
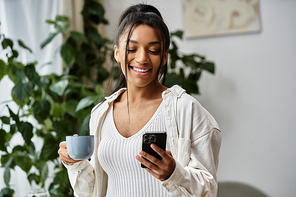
[131,66,151,73]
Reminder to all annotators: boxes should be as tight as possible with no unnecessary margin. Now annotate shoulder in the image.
[167,85,220,133]
[91,88,127,114]
[165,85,203,109]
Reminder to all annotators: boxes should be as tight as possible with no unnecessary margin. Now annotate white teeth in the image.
[132,67,150,73]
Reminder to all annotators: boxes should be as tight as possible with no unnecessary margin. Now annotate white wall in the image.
[105,0,296,196]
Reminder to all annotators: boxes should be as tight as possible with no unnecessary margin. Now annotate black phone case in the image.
[141,132,167,168]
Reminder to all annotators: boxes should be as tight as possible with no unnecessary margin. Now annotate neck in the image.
[125,82,166,104]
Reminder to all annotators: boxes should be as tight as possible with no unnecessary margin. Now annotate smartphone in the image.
[141,132,167,168]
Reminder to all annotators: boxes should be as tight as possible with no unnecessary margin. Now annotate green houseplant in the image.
[0,1,110,196]
[0,1,215,196]
[166,30,215,94]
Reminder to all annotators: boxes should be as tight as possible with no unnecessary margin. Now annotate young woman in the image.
[58,4,221,197]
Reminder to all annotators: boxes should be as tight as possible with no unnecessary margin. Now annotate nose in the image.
[135,48,149,64]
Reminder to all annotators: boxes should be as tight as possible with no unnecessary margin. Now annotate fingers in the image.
[150,144,169,159]
[136,150,175,181]
[59,141,67,148]
[136,144,176,181]
[135,155,157,169]
[166,150,173,156]
[138,144,169,166]
[139,151,160,167]
[58,141,82,165]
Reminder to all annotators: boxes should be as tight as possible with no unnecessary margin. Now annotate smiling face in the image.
[114,25,168,89]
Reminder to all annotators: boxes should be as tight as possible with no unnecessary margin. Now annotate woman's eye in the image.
[149,50,160,54]
[127,49,136,53]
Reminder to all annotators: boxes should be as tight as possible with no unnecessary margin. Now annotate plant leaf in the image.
[18,40,32,53]
[92,94,105,105]
[22,155,33,173]
[28,173,40,185]
[12,145,27,152]
[75,96,94,112]
[95,86,105,96]
[18,121,33,144]
[76,52,87,68]
[14,150,33,173]
[0,129,7,152]
[188,71,202,81]
[0,116,10,124]
[97,66,109,83]
[102,18,109,25]
[41,162,49,186]
[49,79,69,96]
[4,164,11,186]
[29,141,36,155]
[1,155,11,168]
[80,115,90,136]
[33,99,51,123]
[52,120,72,135]
[40,32,58,49]
[201,62,215,74]
[51,103,65,118]
[60,42,76,65]
[1,38,13,49]
[11,49,19,59]
[87,1,105,16]
[12,81,33,104]
[7,105,19,124]
[181,55,197,69]
[5,132,12,142]
[45,19,56,24]
[171,30,183,39]
[0,187,14,197]
[40,134,59,161]
[165,73,183,88]
[14,64,26,81]
[55,23,70,33]
[86,27,102,45]
[70,31,88,43]
[0,59,7,81]
[182,79,199,94]
[10,124,17,135]
[25,63,39,83]
[6,63,21,83]
[64,100,79,117]
[55,15,69,22]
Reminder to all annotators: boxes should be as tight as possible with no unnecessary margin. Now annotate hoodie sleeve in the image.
[161,91,222,196]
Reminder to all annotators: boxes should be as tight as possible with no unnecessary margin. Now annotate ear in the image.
[114,45,120,63]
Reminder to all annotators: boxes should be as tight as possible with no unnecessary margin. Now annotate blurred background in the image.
[0,0,295,196]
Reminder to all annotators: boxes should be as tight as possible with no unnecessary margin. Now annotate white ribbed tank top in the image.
[98,101,170,197]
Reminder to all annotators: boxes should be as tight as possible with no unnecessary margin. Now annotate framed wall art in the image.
[182,0,261,38]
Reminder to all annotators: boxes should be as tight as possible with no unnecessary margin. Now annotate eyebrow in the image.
[128,39,161,45]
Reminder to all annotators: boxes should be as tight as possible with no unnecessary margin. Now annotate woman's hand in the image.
[58,141,83,166]
[136,144,176,181]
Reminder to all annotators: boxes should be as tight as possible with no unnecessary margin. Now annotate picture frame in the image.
[182,0,261,38]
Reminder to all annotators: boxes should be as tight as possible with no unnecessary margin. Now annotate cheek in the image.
[151,56,163,68]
